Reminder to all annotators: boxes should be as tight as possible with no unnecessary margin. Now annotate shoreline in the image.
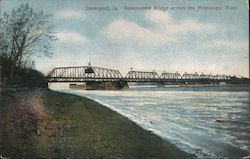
[51,87,250,158]
[0,88,193,158]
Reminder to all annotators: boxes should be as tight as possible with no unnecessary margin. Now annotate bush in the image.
[10,68,48,88]
[0,55,12,83]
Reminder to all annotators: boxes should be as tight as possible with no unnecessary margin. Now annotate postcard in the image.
[0,0,249,158]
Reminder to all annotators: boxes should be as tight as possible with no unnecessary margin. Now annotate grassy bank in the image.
[0,88,192,158]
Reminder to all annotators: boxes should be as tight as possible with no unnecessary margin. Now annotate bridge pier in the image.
[84,81,128,90]
[156,82,165,87]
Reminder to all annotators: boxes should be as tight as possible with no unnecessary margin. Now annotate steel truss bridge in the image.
[47,65,232,83]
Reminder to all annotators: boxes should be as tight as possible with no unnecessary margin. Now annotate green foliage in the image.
[0,54,47,88]
[10,68,48,88]
[0,54,12,82]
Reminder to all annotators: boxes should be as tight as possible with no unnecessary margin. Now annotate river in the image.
[52,84,250,158]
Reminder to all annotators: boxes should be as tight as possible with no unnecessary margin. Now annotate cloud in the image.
[54,10,84,19]
[207,40,249,50]
[55,31,89,45]
[102,19,175,45]
[102,10,216,45]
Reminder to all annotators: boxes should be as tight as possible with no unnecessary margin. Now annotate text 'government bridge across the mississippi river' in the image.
[46,63,244,90]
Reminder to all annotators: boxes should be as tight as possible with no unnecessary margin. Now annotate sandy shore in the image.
[0,88,192,158]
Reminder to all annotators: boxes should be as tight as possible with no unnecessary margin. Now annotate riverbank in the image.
[0,88,192,158]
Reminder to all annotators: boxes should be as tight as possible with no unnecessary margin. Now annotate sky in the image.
[0,0,249,77]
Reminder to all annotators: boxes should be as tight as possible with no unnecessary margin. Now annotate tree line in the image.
[0,3,55,87]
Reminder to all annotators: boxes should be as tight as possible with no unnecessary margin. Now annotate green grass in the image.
[0,89,193,158]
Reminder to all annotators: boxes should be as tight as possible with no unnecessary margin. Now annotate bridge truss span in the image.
[182,72,200,79]
[46,65,234,84]
[160,72,182,80]
[47,66,124,82]
[125,71,160,82]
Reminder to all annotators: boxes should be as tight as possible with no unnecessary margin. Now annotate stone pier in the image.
[70,81,129,90]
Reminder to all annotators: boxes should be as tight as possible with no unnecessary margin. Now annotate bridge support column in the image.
[85,81,128,90]
[156,82,165,88]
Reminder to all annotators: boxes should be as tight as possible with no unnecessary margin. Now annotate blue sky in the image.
[0,0,249,77]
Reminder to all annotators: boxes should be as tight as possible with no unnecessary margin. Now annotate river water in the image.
[52,84,250,158]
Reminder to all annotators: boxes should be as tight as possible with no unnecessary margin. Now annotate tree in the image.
[0,3,55,80]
